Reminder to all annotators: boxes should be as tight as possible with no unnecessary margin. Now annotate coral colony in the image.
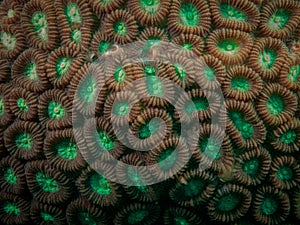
[0,0,300,224]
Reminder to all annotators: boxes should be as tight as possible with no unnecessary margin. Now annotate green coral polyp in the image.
[41,212,55,222]
[25,62,38,80]
[146,76,164,96]
[141,0,160,14]
[204,67,215,81]
[174,64,187,80]
[7,9,15,18]
[31,12,48,41]
[65,3,82,24]
[158,147,177,170]
[113,22,127,35]
[71,29,82,43]
[179,3,200,26]
[229,111,254,139]
[56,58,71,77]
[113,102,130,116]
[277,166,293,181]
[47,102,65,119]
[127,167,146,186]
[0,32,16,50]
[185,97,209,113]
[182,43,193,50]
[259,49,277,69]
[15,133,32,150]
[79,76,97,103]
[143,65,156,77]
[144,38,160,51]
[182,179,205,197]
[218,40,239,55]
[243,159,260,176]
[199,136,221,160]
[127,210,148,224]
[267,9,290,30]
[288,65,300,82]
[90,173,112,195]
[56,139,78,160]
[231,77,250,91]
[79,212,97,225]
[0,98,5,116]
[114,66,126,82]
[267,94,285,115]
[280,130,297,144]
[97,131,114,150]
[220,4,246,22]
[4,168,17,184]
[261,197,278,215]
[98,41,111,54]
[139,118,161,139]
[3,202,20,215]
[17,98,28,111]
[174,217,190,225]
[217,194,240,212]
[36,172,59,193]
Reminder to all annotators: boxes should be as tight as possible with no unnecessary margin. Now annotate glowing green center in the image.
[66,3,82,24]
[79,213,97,225]
[36,172,59,192]
[15,133,32,149]
[127,167,146,186]
[79,76,97,103]
[56,138,77,160]
[277,166,293,181]
[146,76,164,96]
[113,22,126,35]
[143,65,156,76]
[144,38,160,51]
[140,0,160,14]
[56,58,71,77]
[17,98,28,111]
[243,159,260,176]
[182,43,193,50]
[268,9,290,30]
[185,97,209,113]
[199,136,221,160]
[217,194,240,212]
[113,102,130,116]
[127,210,148,224]
[41,212,55,222]
[261,198,278,215]
[179,3,200,26]
[4,168,17,184]
[220,4,246,21]
[174,64,186,80]
[90,173,112,195]
[182,179,205,197]
[229,111,254,139]
[31,12,48,41]
[231,77,249,91]
[0,32,16,50]
[25,62,38,80]
[175,217,190,225]
[114,66,126,82]
[280,130,297,144]
[288,65,300,82]
[7,9,15,18]
[259,49,277,69]
[98,41,111,54]
[4,202,20,215]
[97,131,114,150]
[204,67,215,81]
[0,98,5,116]
[218,40,239,55]
[48,102,65,119]
[71,29,82,43]
[158,147,177,170]
[139,118,161,139]
[267,95,284,115]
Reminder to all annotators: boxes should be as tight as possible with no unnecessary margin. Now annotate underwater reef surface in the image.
[0,0,300,224]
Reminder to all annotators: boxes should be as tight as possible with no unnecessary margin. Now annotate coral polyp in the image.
[0,0,300,224]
